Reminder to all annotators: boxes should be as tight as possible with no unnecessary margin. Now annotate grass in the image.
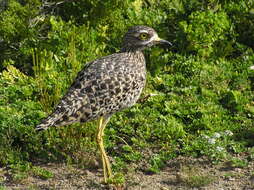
[0,186,7,190]
[177,166,215,188]
[0,0,254,188]
[227,158,249,168]
[223,172,244,179]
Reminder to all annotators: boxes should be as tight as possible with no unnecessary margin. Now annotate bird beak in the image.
[158,39,172,46]
[154,36,172,46]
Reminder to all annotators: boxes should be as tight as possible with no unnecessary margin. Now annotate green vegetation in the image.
[0,0,254,185]
[177,166,215,188]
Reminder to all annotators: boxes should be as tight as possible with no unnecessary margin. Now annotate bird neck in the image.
[120,45,146,52]
[120,48,143,56]
[119,48,145,66]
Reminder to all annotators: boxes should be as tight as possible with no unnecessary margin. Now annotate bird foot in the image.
[112,184,125,190]
[102,173,125,190]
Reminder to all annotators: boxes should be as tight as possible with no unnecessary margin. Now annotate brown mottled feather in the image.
[36,52,145,131]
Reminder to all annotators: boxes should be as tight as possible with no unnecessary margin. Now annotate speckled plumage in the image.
[36,51,145,130]
[36,25,170,131]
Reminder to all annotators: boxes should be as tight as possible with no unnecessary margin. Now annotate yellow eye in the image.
[139,33,149,40]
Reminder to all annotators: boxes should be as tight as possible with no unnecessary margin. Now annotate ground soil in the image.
[1,156,254,190]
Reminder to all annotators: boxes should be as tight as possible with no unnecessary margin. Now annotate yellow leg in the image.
[97,116,112,183]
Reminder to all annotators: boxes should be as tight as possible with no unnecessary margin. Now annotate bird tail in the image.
[35,116,57,131]
[35,110,65,131]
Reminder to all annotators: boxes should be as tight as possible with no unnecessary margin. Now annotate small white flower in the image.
[208,138,216,144]
[201,134,209,139]
[250,65,254,70]
[213,132,221,139]
[216,146,224,152]
[224,130,233,136]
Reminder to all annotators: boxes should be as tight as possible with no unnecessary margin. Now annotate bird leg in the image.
[97,116,112,183]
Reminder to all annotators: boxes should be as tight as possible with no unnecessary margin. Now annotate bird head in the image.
[121,25,172,52]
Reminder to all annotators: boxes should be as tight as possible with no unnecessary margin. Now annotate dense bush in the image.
[0,0,254,179]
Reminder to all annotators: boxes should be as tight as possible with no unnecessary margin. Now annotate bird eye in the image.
[139,33,149,40]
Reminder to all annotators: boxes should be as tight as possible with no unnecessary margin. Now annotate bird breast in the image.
[92,51,147,116]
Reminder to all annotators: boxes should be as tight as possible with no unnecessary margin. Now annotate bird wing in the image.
[35,60,95,131]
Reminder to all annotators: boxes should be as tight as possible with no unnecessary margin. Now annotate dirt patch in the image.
[1,157,254,190]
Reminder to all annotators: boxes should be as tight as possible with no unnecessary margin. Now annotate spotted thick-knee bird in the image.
[36,25,171,183]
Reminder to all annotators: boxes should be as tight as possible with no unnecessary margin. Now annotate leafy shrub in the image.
[179,10,232,57]
[0,0,253,181]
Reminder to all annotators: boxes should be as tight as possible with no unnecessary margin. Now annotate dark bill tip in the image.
[159,39,172,46]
